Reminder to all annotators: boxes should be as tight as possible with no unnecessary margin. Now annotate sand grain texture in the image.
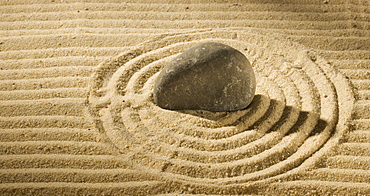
[0,0,369,195]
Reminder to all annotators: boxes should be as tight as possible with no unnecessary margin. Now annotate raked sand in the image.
[1,1,370,195]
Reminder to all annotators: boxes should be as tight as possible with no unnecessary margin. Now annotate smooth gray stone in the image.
[153,42,256,112]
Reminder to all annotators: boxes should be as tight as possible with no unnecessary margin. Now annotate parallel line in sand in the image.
[1,2,358,14]
[0,116,90,129]
[0,47,126,60]
[0,77,90,91]
[153,195,261,196]
[1,0,365,7]
[2,28,369,38]
[316,50,370,60]
[0,101,85,117]
[329,60,370,69]
[357,90,370,100]
[0,154,131,169]
[352,100,370,119]
[0,128,99,142]
[0,168,159,183]
[350,119,370,130]
[0,28,193,37]
[0,19,362,31]
[2,11,359,22]
[0,182,167,196]
[345,130,370,143]
[0,66,94,80]
[351,79,370,91]
[1,34,153,51]
[337,143,370,156]
[326,155,370,170]
[340,69,370,80]
[0,141,113,155]
[1,33,370,51]
[288,36,370,50]
[303,168,370,183]
[4,32,369,42]
[0,56,105,70]
[268,180,370,195]
[0,88,88,101]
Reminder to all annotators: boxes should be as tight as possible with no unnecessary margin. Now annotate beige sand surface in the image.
[0,0,370,195]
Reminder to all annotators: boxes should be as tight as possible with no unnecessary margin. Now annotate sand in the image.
[0,0,369,195]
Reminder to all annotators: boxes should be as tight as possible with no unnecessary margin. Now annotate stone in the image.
[153,42,256,112]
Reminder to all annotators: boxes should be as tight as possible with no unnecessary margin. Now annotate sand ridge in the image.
[0,0,369,195]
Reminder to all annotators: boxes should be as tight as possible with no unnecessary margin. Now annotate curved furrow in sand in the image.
[87,29,347,193]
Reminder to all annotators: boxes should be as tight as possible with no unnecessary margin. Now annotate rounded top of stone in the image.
[153,42,256,112]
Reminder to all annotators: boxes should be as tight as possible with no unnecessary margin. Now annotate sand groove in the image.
[0,47,124,60]
[0,141,113,155]
[0,77,90,91]
[326,155,370,170]
[2,11,358,22]
[352,79,370,90]
[0,155,131,169]
[0,66,93,80]
[345,130,370,143]
[0,182,169,196]
[0,116,88,129]
[0,98,85,116]
[0,88,88,100]
[309,168,370,182]
[0,2,363,13]
[0,57,105,70]
[1,0,369,195]
[0,168,160,183]
[0,128,99,142]
[267,180,370,195]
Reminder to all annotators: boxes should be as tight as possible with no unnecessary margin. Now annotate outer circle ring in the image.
[87,29,354,191]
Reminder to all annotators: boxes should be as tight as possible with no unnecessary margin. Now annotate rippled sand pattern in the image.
[1,0,370,195]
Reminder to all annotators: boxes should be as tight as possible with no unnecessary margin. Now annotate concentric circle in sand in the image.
[87,29,353,193]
